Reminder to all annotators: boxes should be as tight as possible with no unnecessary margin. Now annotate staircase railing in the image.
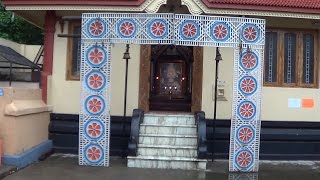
[33,45,44,69]
[195,111,207,159]
[128,109,144,156]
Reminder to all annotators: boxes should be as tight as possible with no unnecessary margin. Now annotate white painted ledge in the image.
[4,100,52,116]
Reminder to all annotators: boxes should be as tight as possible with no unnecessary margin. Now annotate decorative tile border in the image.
[79,43,111,166]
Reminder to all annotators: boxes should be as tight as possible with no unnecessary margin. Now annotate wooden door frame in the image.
[138,45,203,113]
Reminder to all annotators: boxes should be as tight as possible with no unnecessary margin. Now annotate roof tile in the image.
[207,0,320,9]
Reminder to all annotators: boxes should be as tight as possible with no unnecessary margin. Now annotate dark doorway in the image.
[149,45,193,112]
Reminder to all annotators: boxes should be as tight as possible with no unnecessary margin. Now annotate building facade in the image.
[3,0,320,168]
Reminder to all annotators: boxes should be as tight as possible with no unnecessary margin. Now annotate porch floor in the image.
[3,154,320,180]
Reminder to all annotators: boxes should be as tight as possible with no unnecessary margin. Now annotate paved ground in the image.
[0,82,39,88]
[0,165,16,179]
[3,154,320,180]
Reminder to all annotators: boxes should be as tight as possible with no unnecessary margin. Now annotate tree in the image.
[0,2,43,45]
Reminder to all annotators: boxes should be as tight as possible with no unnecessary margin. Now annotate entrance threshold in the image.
[146,111,193,115]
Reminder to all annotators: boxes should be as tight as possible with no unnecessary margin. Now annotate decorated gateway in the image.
[2,0,320,173]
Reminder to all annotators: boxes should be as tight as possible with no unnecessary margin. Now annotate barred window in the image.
[264,30,318,88]
[66,21,81,80]
[264,32,278,83]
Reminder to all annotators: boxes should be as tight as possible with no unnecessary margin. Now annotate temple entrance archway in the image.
[80,12,265,172]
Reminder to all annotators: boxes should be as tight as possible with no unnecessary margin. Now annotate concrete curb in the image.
[2,140,52,169]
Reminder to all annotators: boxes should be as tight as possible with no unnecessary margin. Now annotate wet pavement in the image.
[3,154,320,180]
[0,165,16,179]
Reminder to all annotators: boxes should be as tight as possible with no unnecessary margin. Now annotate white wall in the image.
[22,45,42,63]
[48,22,140,116]
[261,87,320,121]
[0,38,21,53]
[0,37,41,62]
[109,44,140,116]
[201,47,233,119]
[202,47,320,122]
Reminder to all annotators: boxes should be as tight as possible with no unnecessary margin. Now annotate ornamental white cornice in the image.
[181,0,204,15]
[144,0,167,13]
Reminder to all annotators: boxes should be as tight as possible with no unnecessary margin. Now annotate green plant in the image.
[0,1,43,45]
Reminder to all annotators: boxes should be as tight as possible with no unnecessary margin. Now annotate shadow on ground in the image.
[3,154,320,180]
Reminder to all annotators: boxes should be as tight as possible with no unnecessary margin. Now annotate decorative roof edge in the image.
[201,0,320,15]
[2,0,145,6]
[187,0,320,19]
[4,0,320,20]
[4,0,163,13]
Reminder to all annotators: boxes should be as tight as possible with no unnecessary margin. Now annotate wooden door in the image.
[149,46,192,112]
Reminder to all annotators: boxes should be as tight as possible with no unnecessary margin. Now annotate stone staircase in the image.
[127,113,207,170]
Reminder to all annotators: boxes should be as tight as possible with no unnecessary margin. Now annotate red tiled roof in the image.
[202,0,320,14]
[3,0,320,14]
[3,0,145,6]
[207,0,320,9]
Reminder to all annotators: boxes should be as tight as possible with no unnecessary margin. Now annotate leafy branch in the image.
[0,1,43,45]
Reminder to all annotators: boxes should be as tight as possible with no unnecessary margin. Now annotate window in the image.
[264,30,318,88]
[66,21,81,80]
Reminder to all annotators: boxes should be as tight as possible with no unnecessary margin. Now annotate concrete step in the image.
[137,144,197,158]
[140,124,197,136]
[143,114,195,125]
[139,134,197,146]
[127,156,207,170]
